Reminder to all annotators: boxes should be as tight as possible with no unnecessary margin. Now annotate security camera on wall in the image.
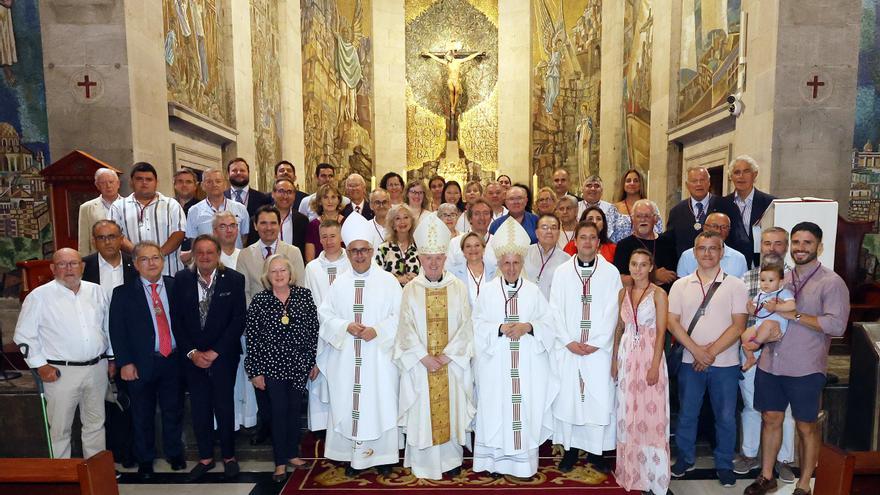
[727,92,744,117]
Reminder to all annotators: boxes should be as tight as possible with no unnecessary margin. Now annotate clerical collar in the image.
[353,267,371,278]
[426,274,444,283]
[504,277,520,288]
[577,257,597,268]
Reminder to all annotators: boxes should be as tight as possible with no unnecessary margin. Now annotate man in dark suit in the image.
[271,177,309,254]
[224,158,273,243]
[274,160,308,212]
[109,241,185,480]
[171,235,246,481]
[666,166,726,260]
[81,219,138,467]
[720,155,775,268]
[340,173,374,220]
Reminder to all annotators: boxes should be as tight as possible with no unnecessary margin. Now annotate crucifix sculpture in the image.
[421,46,486,141]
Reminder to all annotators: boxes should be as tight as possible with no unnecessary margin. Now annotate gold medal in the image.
[693,222,702,230]
[281,315,290,325]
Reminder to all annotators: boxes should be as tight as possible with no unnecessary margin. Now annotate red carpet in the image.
[281,436,627,494]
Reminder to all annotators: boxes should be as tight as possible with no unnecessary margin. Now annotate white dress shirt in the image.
[13,280,111,368]
[733,188,755,234]
[97,254,125,296]
[186,198,250,247]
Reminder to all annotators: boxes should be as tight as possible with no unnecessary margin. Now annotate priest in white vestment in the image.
[472,217,559,478]
[549,221,622,473]
[317,213,403,477]
[304,219,352,432]
[395,214,475,480]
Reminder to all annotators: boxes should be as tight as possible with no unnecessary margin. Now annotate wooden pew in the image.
[815,444,880,494]
[0,450,118,495]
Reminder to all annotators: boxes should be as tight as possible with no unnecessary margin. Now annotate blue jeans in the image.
[675,363,740,471]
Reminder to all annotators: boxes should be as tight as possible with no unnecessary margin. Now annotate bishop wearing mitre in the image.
[550,220,622,473]
[472,217,559,478]
[395,213,475,480]
[317,213,403,478]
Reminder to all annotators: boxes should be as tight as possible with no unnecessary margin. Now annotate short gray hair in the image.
[346,173,366,187]
[583,175,603,186]
[729,154,759,174]
[686,166,710,179]
[260,253,295,289]
[133,240,162,259]
[632,198,659,217]
[557,195,578,208]
[212,210,238,230]
[94,168,117,182]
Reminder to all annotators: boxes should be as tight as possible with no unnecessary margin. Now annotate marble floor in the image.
[115,459,815,495]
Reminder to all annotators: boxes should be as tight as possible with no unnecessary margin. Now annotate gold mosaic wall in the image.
[405,0,498,185]
[163,0,234,126]
[621,0,652,174]
[251,0,283,188]
[530,0,601,192]
[301,0,375,190]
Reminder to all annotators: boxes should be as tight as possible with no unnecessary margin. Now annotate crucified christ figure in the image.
[421,46,486,140]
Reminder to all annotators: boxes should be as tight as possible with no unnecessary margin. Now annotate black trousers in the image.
[255,387,272,434]
[105,378,135,464]
[127,354,184,463]
[265,377,304,467]
[186,357,237,460]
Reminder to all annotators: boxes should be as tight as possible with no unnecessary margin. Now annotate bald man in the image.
[675,212,749,278]
[341,173,374,219]
[14,248,114,459]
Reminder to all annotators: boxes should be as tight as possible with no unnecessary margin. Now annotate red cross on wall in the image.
[77,75,97,99]
[806,75,825,99]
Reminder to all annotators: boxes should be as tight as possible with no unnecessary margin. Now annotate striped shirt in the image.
[112,193,187,276]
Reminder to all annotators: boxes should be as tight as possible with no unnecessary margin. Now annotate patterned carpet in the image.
[280,438,627,494]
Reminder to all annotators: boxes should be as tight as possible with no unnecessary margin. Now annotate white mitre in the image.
[490,217,530,258]
[341,212,374,246]
[413,213,451,255]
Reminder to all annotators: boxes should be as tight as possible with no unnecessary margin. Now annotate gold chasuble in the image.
[424,287,451,445]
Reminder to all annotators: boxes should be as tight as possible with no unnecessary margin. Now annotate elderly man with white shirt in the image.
[676,212,748,278]
[14,248,113,459]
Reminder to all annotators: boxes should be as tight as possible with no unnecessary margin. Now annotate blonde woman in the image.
[456,180,484,233]
[375,204,420,286]
[534,187,558,216]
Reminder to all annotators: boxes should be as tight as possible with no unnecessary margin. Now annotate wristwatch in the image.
[794,313,802,322]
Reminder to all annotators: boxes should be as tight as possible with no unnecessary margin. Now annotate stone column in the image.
[372,0,407,183]
[598,0,624,201]
[498,0,530,184]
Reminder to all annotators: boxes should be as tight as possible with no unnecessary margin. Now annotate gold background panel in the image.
[459,87,498,174]
[406,85,447,171]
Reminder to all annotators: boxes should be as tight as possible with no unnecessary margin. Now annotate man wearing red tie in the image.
[109,241,185,480]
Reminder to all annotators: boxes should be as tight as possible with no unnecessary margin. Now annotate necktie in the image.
[150,283,172,357]
[233,189,243,203]
[265,246,273,258]
[198,276,214,329]
[355,205,361,213]
[695,201,705,223]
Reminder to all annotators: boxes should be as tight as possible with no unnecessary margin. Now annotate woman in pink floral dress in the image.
[612,249,671,494]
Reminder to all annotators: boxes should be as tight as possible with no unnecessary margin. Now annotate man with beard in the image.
[744,222,849,495]
[224,158,273,231]
[272,177,309,254]
[368,188,391,247]
[274,160,308,211]
[613,199,678,291]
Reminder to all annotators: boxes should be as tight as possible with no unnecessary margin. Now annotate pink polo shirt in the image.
[668,269,748,368]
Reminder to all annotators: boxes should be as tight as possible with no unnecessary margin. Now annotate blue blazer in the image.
[721,188,775,268]
[170,267,246,367]
[666,194,726,259]
[109,275,179,381]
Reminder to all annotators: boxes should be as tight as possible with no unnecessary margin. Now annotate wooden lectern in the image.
[39,150,121,252]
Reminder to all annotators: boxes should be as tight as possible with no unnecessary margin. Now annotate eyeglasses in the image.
[695,246,721,253]
[217,224,238,231]
[348,247,373,256]
[538,225,560,231]
[274,189,294,196]
[94,234,120,242]
[54,261,81,269]
[705,224,731,231]
[409,190,425,195]
[137,255,163,264]
[371,200,390,206]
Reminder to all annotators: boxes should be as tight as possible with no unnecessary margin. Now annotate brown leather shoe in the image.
[743,475,778,495]
[791,489,810,495]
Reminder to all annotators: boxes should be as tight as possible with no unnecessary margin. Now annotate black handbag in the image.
[667,275,726,376]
